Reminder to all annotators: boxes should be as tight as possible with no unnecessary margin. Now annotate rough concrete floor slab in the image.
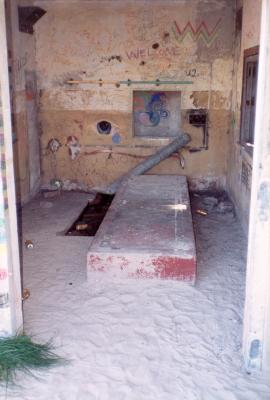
[87,175,196,282]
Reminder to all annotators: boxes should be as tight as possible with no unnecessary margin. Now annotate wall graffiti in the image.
[0,133,8,211]
[185,68,197,77]
[126,46,180,60]
[172,19,222,48]
[48,138,61,153]
[66,135,81,160]
[0,105,8,212]
[13,52,28,86]
[133,91,181,138]
[134,92,170,127]
[0,269,8,280]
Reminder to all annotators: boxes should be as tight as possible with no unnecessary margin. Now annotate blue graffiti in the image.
[112,132,121,144]
[137,92,170,127]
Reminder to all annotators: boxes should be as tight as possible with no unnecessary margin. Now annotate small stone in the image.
[50,179,63,188]
[76,222,88,231]
[25,240,34,249]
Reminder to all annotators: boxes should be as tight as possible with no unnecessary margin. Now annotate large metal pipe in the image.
[104,133,191,194]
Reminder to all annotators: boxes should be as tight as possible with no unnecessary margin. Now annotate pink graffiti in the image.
[0,269,8,280]
[126,46,180,60]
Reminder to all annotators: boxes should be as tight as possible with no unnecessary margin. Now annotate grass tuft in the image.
[0,334,64,385]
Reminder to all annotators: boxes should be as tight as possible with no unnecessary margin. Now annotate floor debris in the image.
[24,240,34,249]
[66,193,114,237]
[22,288,30,301]
[195,209,208,216]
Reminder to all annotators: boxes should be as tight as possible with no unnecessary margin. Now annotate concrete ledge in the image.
[87,175,196,283]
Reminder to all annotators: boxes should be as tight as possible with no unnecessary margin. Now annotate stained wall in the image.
[34,0,235,191]
[7,0,40,204]
[0,0,23,335]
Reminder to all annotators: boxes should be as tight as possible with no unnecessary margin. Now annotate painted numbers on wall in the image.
[185,68,197,77]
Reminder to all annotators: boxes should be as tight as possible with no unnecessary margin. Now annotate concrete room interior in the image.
[1,0,270,398]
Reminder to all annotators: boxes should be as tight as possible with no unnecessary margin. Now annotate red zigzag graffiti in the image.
[173,19,222,48]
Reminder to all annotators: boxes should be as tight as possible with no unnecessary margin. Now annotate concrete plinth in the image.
[87,175,196,282]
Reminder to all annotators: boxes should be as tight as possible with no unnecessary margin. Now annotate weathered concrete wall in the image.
[228,0,262,230]
[7,0,40,204]
[34,0,235,191]
[0,0,23,335]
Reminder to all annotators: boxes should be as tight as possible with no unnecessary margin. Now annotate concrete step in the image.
[87,175,196,283]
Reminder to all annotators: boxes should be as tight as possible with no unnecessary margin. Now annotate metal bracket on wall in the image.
[18,6,46,34]
[186,109,209,151]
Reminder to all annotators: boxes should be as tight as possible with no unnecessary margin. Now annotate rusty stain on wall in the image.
[190,91,209,108]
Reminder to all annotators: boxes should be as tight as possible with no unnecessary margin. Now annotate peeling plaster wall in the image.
[34,0,235,191]
[7,0,40,204]
[227,0,262,230]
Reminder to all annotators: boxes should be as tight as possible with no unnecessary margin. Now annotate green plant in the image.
[0,334,64,385]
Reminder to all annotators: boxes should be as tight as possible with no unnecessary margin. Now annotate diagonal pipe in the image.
[103,133,191,195]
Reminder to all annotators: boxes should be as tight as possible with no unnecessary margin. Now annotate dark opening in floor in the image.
[66,193,114,236]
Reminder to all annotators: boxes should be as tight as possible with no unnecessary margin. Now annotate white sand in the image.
[2,192,270,399]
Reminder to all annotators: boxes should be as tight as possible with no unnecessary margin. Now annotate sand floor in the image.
[2,191,270,400]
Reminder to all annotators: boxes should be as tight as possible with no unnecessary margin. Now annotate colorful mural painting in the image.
[172,19,222,48]
[133,91,181,138]
[134,92,170,127]
[0,86,10,334]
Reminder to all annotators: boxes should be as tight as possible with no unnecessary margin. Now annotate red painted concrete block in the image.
[87,175,196,283]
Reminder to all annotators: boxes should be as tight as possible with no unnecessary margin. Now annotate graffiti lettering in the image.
[126,46,180,60]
